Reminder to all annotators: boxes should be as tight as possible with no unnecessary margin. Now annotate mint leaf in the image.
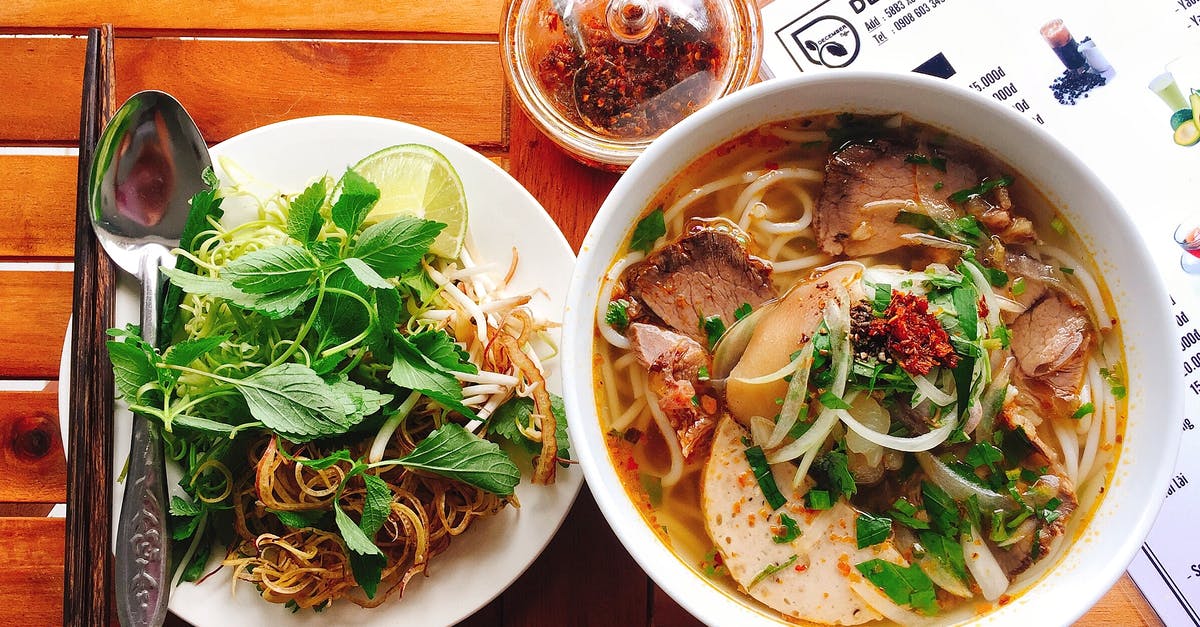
[397,266,439,303]
[350,216,444,278]
[161,267,315,319]
[286,178,328,245]
[169,495,201,517]
[291,448,353,471]
[231,363,354,440]
[396,423,520,495]
[341,257,393,289]
[490,394,572,463]
[223,244,318,294]
[316,268,372,345]
[410,329,477,374]
[161,335,227,385]
[332,169,381,236]
[359,474,393,538]
[389,333,478,420]
[271,508,324,529]
[173,415,239,436]
[107,339,158,403]
[334,505,386,598]
[605,299,630,332]
[629,207,666,253]
[329,377,392,421]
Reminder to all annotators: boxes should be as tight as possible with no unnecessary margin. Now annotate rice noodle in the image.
[1038,245,1112,330]
[645,389,685,487]
[609,396,648,431]
[732,168,823,226]
[1050,417,1080,486]
[899,232,972,251]
[597,252,644,350]
[772,254,834,273]
[664,170,765,224]
[766,127,828,143]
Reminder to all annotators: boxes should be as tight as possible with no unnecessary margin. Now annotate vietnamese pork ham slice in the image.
[702,417,907,625]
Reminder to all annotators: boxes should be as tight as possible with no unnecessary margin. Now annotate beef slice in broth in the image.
[702,416,905,625]
[814,141,921,257]
[1010,292,1092,404]
[628,322,715,459]
[625,225,775,343]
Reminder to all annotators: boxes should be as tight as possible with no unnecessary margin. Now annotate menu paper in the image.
[758,0,1200,622]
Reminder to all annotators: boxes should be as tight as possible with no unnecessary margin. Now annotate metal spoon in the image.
[88,90,212,627]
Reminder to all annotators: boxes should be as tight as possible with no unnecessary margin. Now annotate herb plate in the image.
[60,115,582,626]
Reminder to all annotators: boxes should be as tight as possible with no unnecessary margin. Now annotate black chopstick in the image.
[64,24,116,627]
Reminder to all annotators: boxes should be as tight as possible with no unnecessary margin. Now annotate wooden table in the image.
[0,2,1165,625]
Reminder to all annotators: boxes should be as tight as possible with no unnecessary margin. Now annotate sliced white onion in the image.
[848,576,937,627]
[837,408,956,453]
[731,346,804,386]
[993,293,1026,314]
[962,529,1010,601]
[750,415,775,446]
[962,260,1001,330]
[767,406,840,464]
[766,342,816,448]
[909,372,955,407]
[915,453,1019,512]
[918,555,972,598]
[996,518,1036,547]
[899,232,972,251]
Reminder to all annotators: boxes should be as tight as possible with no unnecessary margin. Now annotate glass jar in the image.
[502,0,762,170]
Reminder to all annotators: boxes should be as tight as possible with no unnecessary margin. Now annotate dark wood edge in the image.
[63,24,115,627]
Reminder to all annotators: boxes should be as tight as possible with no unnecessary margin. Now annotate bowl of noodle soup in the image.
[562,72,1181,625]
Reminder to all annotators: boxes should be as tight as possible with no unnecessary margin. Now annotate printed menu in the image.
[757,0,1200,622]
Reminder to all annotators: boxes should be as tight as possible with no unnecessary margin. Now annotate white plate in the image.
[60,115,582,626]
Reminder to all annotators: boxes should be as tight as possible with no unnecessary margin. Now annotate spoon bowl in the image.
[88,89,211,627]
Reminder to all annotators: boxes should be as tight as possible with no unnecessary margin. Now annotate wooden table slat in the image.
[0,271,72,379]
[0,37,507,148]
[0,387,66,504]
[0,155,77,259]
[1,0,503,37]
[0,517,65,625]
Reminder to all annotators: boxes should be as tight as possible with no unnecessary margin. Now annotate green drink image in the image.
[1149,72,1188,111]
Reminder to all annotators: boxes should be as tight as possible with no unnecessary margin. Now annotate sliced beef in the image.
[993,406,1080,577]
[814,141,923,256]
[627,322,715,459]
[625,225,775,342]
[1010,293,1092,401]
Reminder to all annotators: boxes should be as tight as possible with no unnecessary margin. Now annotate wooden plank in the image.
[0,155,77,259]
[500,487,649,626]
[0,387,66,503]
[651,586,700,626]
[115,38,507,149]
[0,271,73,379]
[0,37,86,144]
[1080,576,1162,626]
[1,0,503,36]
[0,517,65,624]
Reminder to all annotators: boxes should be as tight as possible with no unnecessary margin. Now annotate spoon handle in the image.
[115,252,171,627]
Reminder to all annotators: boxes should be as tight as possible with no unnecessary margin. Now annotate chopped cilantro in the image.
[818,391,852,410]
[921,481,960,537]
[873,283,893,314]
[703,315,727,350]
[933,181,944,190]
[629,207,666,253]
[814,448,857,499]
[947,174,1014,204]
[965,442,1003,472]
[605,299,630,332]
[1100,364,1127,399]
[889,497,931,530]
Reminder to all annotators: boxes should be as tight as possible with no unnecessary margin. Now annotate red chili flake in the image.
[533,7,723,139]
[764,160,779,170]
[866,291,959,375]
[978,295,989,318]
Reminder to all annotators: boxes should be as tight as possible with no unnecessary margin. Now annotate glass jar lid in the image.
[503,0,762,169]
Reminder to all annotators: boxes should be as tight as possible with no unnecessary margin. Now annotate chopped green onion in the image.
[734,302,753,321]
[744,445,787,510]
[750,555,798,588]
[806,489,832,510]
[773,513,802,544]
[1050,216,1067,235]
[703,315,726,350]
[1011,277,1026,296]
[1071,402,1095,420]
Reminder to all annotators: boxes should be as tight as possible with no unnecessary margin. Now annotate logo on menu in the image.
[775,1,861,71]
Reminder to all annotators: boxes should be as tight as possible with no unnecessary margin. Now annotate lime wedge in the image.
[353,144,468,258]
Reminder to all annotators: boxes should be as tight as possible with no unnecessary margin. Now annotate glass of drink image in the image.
[1174,222,1200,273]
[1150,72,1188,111]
